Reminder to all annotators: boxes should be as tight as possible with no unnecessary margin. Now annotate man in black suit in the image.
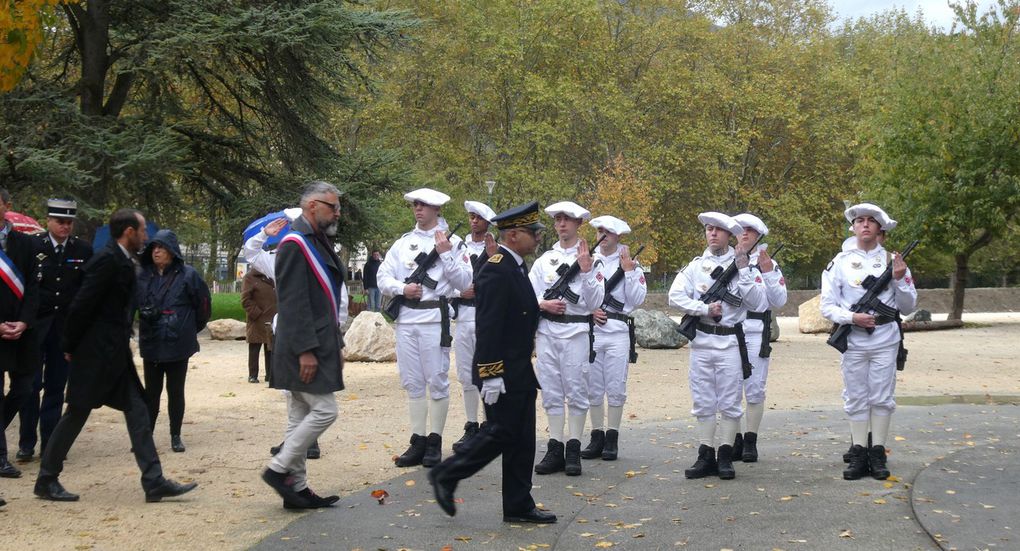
[428,201,557,524]
[0,188,42,485]
[34,208,198,503]
[15,199,93,462]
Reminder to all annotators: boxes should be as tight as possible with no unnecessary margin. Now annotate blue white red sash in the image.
[280,232,341,324]
[0,248,25,301]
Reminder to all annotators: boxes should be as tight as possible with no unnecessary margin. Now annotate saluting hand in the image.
[299,351,318,384]
[758,248,774,273]
[577,238,593,273]
[264,218,288,237]
[892,252,908,280]
[435,229,453,254]
[484,232,499,256]
[733,243,751,269]
[620,245,636,272]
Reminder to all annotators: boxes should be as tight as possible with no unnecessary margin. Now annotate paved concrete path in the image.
[252,403,1019,550]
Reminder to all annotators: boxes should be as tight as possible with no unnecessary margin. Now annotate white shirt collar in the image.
[502,246,524,267]
[49,233,68,248]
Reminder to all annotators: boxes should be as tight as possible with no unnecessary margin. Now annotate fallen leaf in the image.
[894,436,906,441]
[580,533,596,538]
[594,542,614,548]
[454,536,471,542]
[405,480,416,487]
[839,529,853,539]
[946,490,956,495]
[780,496,795,501]
[370,489,389,504]
[873,499,886,504]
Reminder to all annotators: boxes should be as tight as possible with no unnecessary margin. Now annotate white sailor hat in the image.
[464,200,497,224]
[844,202,896,231]
[589,215,631,235]
[733,213,768,236]
[544,201,590,221]
[697,211,743,236]
[47,198,77,219]
[403,188,450,207]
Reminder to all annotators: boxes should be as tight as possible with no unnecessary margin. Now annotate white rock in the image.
[798,294,832,334]
[343,311,397,362]
[207,318,248,340]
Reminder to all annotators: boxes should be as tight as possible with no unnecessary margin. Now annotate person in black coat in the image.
[0,188,42,483]
[16,199,93,463]
[34,209,198,503]
[428,201,557,524]
[363,251,382,312]
[136,229,211,453]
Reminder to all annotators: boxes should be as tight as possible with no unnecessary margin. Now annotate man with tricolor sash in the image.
[0,188,41,484]
[261,181,348,510]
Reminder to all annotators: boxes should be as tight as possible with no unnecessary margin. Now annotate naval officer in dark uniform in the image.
[16,199,93,462]
[428,201,557,524]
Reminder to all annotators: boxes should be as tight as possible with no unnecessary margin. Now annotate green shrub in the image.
[211,293,246,321]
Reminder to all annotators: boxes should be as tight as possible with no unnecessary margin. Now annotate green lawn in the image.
[211,293,245,321]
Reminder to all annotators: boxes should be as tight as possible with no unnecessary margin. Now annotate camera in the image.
[139,305,161,322]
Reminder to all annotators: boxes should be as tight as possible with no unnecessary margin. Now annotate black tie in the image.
[520,261,528,276]
[56,243,64,257]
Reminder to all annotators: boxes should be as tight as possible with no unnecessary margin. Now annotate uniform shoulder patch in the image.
[825,260,834,272]
[487,253,503,264]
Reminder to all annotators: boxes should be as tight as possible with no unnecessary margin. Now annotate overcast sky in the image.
[829,0,1000,29]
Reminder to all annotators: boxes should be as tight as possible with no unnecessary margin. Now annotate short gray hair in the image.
[300,180,341,206]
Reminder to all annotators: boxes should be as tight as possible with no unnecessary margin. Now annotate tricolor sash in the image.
[0,247,25,301]
[280,232,341,325]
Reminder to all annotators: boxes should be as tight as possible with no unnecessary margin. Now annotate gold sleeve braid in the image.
[476,361,505,378]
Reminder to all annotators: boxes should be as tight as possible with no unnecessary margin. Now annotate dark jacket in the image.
[272,215,345,394]
[33,232,93,338]
[136,230,211,363]
[241,268,276,344]
[471,246,540,393]
[63,240,141,410]
[362,256,381,289]
[0,227,41,375]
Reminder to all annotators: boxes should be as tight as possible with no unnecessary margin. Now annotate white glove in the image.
[481,377,506,405]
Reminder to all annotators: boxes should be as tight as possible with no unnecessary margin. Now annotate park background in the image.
[2,0,1018,322]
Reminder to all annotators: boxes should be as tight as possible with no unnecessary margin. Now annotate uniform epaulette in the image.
[487,253,503,264]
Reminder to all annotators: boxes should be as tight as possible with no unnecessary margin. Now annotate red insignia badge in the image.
[779,277,786,286]
[596,272,604,282]
[755,276,763,283]
[639,276,646,284]
[905,276,913,286]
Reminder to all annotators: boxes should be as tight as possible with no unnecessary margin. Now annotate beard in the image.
[320,221,338,236]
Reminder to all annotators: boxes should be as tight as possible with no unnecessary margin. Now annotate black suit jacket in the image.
[63,240,142,411]
[0,228,41,374]
[472,245,540,393]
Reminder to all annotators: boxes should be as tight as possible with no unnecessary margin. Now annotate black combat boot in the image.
[868,445,890,480]
[602,429,619,461]
[534,439,565,475]
[843,444,870,480]
[741,432,758,462]
[422,433,443,468]
[844,432,872,463]
[451,422,479,454]
[580,429,605,459]
[717,444,736,480]
[684,444,718,479]
[732,433,744,462]
[564,439,582,476]
[394,434,427,467]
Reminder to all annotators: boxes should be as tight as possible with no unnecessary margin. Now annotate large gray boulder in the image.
[769,313,781,342]
[798,294,832,334]
[207,318,247,340]
[343,311,397,362]
[632,309,688,349]
[903,309,932,322]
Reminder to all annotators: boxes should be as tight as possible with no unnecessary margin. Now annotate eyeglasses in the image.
[314,199,340,212]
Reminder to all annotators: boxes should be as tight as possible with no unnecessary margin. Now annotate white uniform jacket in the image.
[377,224,472,324]
[450,236,487,323]
[743,249,788,336]
[593,250,647,336]
[529,241,605,338]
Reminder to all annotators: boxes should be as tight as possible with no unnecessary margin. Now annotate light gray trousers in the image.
[268,391,338,491]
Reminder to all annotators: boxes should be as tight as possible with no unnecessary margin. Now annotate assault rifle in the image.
[543,234,607,303]
[602,245,646,311]
[383,222,463,321]
[826,239,920,354]
[677,234,765,341]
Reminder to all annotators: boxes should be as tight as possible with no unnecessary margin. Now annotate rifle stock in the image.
[826,239,920,353]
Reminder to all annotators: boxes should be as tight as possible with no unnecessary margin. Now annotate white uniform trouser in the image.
[269,391,338,491]
[395,323,450,400]
[688,341,744,420]
[590,332,629,407]
[841,343,898,421]
[536,332,590,416]
[741,331,769,404]
[454,320,475,387]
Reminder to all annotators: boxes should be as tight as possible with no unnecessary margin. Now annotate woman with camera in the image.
[137,230,211,453]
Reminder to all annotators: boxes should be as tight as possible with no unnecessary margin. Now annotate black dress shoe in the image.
[503,507,557,524]
[306,440,320,459]
[0,456,22,478]
[248,376,260,383]
[34,478,80,501]
[0,496,6,507]
[145,479,198,502]
[261,468,307,505]
[428,466,457,517]
[15,448,34,462]
[171,435,186,453]
[283,488,339,509]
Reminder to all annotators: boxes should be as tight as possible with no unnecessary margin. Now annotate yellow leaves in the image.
[594,541,614,548]
[894,436,906,441]
[454,536,472,542]
[404,479,416,487]
[839,529,854,539]
[0,0,78,92]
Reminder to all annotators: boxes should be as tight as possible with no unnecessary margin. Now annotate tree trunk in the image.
[206,206,219,283]
[949,253,969,321]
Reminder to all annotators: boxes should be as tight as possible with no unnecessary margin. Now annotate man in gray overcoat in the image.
[261,181,347,509]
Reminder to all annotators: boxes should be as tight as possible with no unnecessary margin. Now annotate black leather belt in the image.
[540,312,592,324]
[402,300,442,310]
[452,298,475,308]
[605,312,630,323]
[695,322,753,378]
[696,322,739,336]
